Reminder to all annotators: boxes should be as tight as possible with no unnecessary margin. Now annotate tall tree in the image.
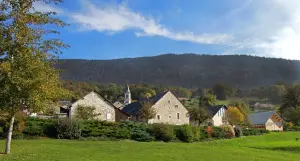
[224,106,244,125]
[0,0,69,154]
[138,100,156,121]
[280,84,300,115]
[188,107,209,126]
[199,94,216,107]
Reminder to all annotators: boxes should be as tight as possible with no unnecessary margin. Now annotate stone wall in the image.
[70,92,116,122]
[148,92,189,125]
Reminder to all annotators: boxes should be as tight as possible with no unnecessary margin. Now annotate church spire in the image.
[124,84,131,105]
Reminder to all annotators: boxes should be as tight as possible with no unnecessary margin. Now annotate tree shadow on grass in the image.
[252,147,300,154]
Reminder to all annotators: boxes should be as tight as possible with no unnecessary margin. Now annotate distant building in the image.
[113,101,124,109]
[124,84,132,106]
[249,111,283,131]
[122,91,189,125]
[206,105,228,126]
[61,91,130,122]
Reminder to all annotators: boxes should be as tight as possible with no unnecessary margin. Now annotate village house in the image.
[122,90,189,125]
[61,91,130,122]
[249,111,284,131]
[199,105,228,126]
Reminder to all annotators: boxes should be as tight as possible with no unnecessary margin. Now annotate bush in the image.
[131,129,155,142]
[220,125,235,139]
[234,126,243,137]
[12,132,24,139]
[150,123,174,142]
[56,119,81,139]
[22,125,44,136]
[192,126,201,141]
[113,128,131,139]
[23,118,56,137]
[211,126,226,139]
[242,128,269,136]
[285,126,300,131]
[0,127,3,136]
[175,125,194,143]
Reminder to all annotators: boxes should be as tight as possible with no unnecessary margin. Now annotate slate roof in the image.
[249,111,275,125]
[122,91,169,116]
[207,105,227,116]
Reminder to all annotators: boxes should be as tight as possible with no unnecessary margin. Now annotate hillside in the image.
[56,54,300,88]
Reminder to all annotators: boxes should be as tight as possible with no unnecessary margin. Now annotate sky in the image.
[35,0,300,60]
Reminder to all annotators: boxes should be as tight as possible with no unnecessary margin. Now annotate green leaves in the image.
[0,0,71,115]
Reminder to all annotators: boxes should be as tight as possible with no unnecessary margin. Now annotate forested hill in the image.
[56,54,300,88]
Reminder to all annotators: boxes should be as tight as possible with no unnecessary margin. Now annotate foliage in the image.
[225,106,244,125]
[56,119,81,140]
[199,94,217,107]
[175,125,194,143]
[75,105,101,120]
[131,130,155,142]
[229,100,251,124]
[188,107,209,126]
[211,126,226,139]
[280,85,300,115]
[138,101,156,120]
[242,128,269,136]
[234,126,243,137]
[285,126,300,131]
[0,0,71,153]
[213,84,236,100]
[150,123,174,142]
[192,126,201,141]
[284,107,300,125]
[219,125,235,138]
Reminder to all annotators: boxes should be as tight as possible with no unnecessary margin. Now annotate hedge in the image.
[1,118,272,142]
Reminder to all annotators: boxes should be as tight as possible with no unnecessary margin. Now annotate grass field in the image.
[0,132,300,161]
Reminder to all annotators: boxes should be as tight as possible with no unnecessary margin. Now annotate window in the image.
[169,115,171,118]
[177,113,180,119]
[157,115,161,120]
[168,100,171,103]
[106,113,112,120]
[169,106,171,110]
[175,105,178,108]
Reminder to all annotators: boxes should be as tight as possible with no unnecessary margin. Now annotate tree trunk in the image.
[5,116,15,154]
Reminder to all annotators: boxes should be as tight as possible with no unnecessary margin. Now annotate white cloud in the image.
[70,1,233,44]
[224,0,300,60]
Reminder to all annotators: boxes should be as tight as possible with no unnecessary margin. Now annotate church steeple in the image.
[124,84,131,105]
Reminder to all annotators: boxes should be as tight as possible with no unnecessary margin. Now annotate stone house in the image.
[62,91,130,122]
[122,91,189,125]
[249,111,283,131]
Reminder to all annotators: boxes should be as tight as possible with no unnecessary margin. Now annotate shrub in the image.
[22,125,44,136]
[56,119,81,139]
[113,128,131,139]
[285,126,300,131]
[242,128,269,136]
[12,132,24,139]
[150,123,174,142]
[131,129,155,142]
[175,125,194,143]
[219,125,235,139]
[211,126,225,139]
[192,126,201,141]
[23,118,56,137]
[204,126,213,138]
[0,127,3,136]
[234,126,243,137]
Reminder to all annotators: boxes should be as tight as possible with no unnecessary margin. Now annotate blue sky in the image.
[36,0,300,60]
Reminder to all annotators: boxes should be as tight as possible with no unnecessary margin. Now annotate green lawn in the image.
[1,132,300,161]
